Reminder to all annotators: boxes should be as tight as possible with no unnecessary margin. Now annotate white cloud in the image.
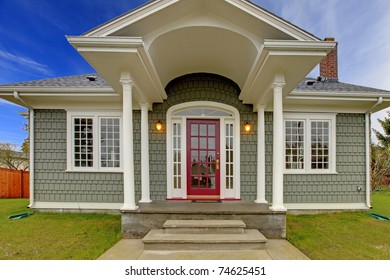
[0,49,52,76]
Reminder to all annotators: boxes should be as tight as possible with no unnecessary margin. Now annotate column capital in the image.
[139,103,149,110]
[120,78,133,86]
[272,82,285,89]
[256,104,266,111]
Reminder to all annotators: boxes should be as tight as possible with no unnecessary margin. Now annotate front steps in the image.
[142,219,267,251]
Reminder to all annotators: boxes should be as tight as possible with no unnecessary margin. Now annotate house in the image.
[0,0,389,239]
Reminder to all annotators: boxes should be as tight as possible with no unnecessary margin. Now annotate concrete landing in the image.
[98,239,310,260]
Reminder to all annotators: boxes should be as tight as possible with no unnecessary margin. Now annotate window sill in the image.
[284,171,338,175]
[65,169,123,173]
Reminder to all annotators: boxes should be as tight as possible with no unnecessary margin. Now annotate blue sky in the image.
[0,0,389,149]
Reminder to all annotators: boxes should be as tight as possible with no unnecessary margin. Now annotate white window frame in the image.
[284,113,337,174]
[66,110,123,172]
[166,102,241,199]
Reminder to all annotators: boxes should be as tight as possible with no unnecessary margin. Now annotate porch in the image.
[121,200,286,239]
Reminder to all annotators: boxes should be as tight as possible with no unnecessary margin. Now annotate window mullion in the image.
[306,119,311,172]
[94,116,99,169]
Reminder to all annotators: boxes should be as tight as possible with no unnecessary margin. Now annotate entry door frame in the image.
[166,101,241,200]
[186,119,221,197]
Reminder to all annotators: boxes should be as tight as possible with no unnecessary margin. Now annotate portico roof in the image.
[67,0,335,108]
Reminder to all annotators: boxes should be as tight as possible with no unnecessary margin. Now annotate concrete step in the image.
[143,229,267,251]
[163,219,246,234]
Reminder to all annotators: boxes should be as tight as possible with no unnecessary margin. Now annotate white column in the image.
[120,77,138,210]
[255,105,268,204]
[139,103,151,203]
[270,80,286,211]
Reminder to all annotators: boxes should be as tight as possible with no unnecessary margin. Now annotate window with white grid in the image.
[68,112,122,172]
[285,120,305,170]
[74,118,94,168]
[226,123,234,189]
[172,122,182,189]
[284,113,336,173]
[310,121,330,170]
[100,118,120,168]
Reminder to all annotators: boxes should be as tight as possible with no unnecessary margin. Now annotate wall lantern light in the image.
[155,120,163,131]
[244,122,251,132]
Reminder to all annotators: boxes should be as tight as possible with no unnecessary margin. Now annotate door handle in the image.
[216,159,220,170]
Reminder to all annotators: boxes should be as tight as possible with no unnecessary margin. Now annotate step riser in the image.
[165,228,245,234]
[144,242,266,251]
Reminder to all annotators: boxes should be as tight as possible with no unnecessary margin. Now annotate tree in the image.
[371,110,390,189]
[0,143,29,170]
[373,110,390,149]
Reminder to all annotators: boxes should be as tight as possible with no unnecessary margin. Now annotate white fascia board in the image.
[264,40,336,52]
[67,36,144,50]
[84,0,180,37]
[227,0,321,41]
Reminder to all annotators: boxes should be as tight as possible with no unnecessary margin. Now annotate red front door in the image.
[186,119,220,197]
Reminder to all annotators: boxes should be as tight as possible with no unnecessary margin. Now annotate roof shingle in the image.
[0,74,110,88]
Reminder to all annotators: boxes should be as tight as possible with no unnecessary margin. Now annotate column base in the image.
[270,205,287,212]
[254,199,268,204]
[139,199,152,203]
[121,204,139,211]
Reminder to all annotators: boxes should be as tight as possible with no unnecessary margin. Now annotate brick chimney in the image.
[320,37,338,81]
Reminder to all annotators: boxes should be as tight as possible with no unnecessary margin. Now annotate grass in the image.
[0,199,121,260]
[287,189,390,260]
[1,191,389,260]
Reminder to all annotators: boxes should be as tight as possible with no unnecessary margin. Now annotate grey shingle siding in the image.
[34,109,124,203]
[264,112,366,204]
[33,75,367,205]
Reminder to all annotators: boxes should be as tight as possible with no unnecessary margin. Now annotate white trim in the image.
[365,113,372,208]
[227,1,321,41]
[255,105,267,204]
[283,112,337,174]
[285,203,369,210]
[166,101,240,199]
[270,80,286,211]
[140,103,151,203]
[31,202,122,210]
[121,77,137,210]
[66,110,123,172]
[28,109,35,208]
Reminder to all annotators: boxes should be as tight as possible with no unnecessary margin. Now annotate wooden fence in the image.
[0,167,29,198]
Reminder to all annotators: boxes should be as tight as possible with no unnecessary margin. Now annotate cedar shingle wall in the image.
[33,79,366,204]
[34,110,124,203]
[265,113,366,203]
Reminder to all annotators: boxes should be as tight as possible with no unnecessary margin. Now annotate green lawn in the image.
[287,190,390,260]
[0,199,121,260]
[1,191,389,260]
